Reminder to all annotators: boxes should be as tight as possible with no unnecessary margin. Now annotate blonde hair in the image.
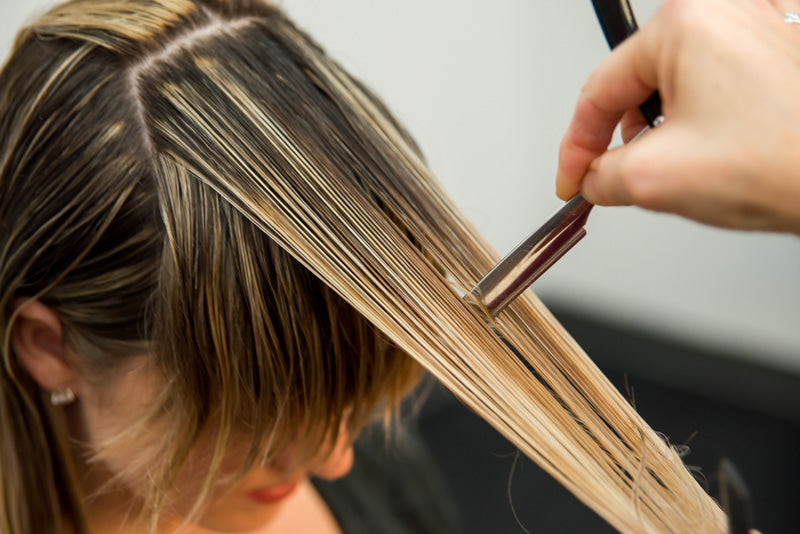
[0,1,421,532]
[0,0,726,533]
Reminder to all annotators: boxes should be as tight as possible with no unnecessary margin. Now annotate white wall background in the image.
[2,0,799,374]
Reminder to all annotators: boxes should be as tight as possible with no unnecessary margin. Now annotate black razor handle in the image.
[590,0,663,127]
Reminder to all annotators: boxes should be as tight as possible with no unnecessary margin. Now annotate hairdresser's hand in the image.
[556,0,800,234]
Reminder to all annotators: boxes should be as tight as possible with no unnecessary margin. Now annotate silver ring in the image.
[784,12,800,24]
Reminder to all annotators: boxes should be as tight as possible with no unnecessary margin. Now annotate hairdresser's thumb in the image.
[581,125,677,210]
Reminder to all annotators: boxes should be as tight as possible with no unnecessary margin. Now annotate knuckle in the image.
[660,0,703,21]
[658,0,722,38]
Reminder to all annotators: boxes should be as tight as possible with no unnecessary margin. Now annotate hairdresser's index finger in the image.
[556,32,658,200]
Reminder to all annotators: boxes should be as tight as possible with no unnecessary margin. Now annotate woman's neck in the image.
[82,479,341,534]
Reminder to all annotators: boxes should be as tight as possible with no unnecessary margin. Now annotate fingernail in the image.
[555,181,569,200]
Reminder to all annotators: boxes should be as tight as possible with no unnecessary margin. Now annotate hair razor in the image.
[470,0,663,317]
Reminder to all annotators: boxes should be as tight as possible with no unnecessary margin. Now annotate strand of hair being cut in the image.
[143,16,727,532]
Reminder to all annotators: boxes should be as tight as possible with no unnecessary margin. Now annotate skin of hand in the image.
[556,0,800,234]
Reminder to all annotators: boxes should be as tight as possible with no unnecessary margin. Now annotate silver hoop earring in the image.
[784,12,800,24]
[50,388,76,406]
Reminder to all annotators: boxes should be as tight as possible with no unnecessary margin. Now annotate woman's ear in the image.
[11,298,79,395]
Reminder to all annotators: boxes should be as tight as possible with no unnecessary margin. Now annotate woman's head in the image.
[0,0,423,531]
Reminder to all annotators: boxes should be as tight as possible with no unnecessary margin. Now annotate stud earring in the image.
[50,388,76,406]
[784,12,800,24]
